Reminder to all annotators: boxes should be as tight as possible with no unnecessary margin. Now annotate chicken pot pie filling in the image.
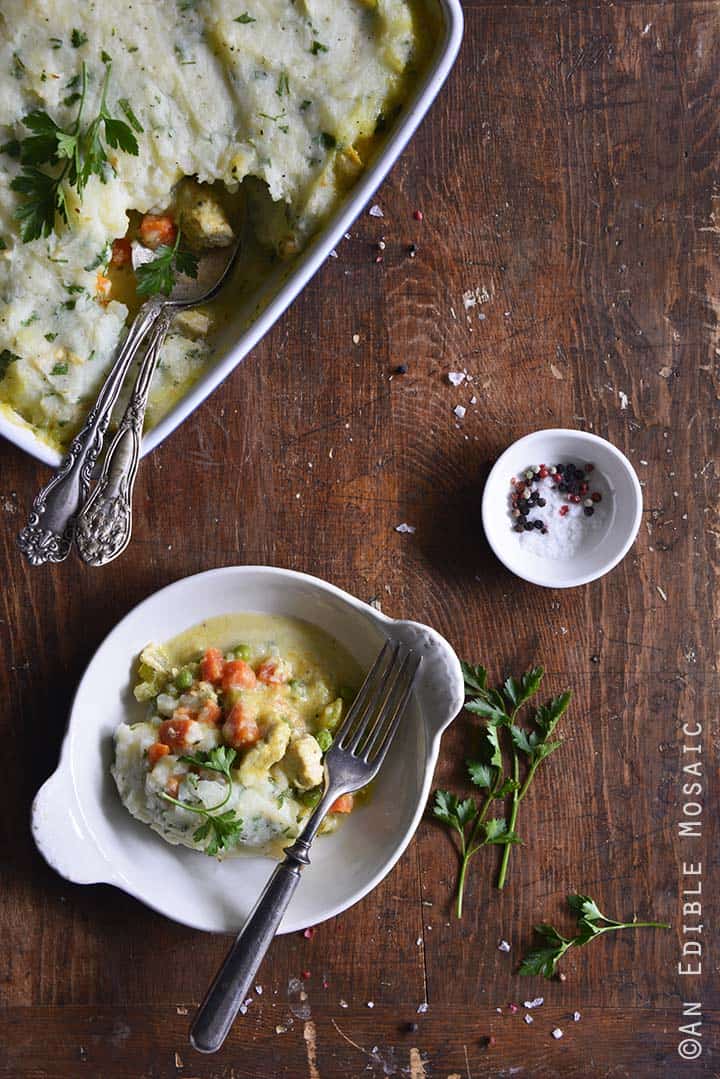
[0,0,436,451]
[111,613,364,857]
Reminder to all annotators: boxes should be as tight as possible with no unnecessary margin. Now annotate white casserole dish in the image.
[3,2,463,468]
[31,566,464,933]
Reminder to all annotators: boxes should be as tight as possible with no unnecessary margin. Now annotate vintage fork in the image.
[189,639,422,1055]
[17,239,241,567]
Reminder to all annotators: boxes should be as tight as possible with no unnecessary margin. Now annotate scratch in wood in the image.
[304,1020,320,1079]
[464,1043,472,1079]
[409,1046,426,1079]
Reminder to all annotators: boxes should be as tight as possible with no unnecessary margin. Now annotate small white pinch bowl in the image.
[31,566,463,933]
[481,429,643,589]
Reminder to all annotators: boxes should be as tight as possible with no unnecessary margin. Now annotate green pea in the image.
[234,643,251,661]
[175,668,193,691]
[319,698,343,731]
[315,728,333,753]
[300,787,322,808]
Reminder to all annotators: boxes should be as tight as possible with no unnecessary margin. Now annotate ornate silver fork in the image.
[189,639,422,1055]
[17,239,240,566]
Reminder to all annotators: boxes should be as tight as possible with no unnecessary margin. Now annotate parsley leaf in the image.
[520,895,669,978]
[234,12,256,22]
[311,40,328,55]
[159,745,242,857]
[71,28,88,47]
[0,350,20,378]
[135,228,199,296]
[10,62,139,242]
[433,659,572,913]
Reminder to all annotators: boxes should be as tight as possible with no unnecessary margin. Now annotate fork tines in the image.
[335,640,421,766]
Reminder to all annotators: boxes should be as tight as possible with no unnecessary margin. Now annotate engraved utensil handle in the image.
[189,794,333,1055]
[17,299,164,566]
[75,312,172,566]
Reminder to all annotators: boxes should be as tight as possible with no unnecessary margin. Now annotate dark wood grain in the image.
[1,2,718,1076]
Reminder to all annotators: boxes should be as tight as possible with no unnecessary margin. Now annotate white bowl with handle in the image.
[32,566,463,933]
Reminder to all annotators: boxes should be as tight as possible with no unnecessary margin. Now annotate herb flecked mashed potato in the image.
[0,0,432,451]
[112,613,364,858]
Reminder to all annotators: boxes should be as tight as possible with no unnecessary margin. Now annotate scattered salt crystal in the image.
[447,371,466,386]
[176,1006,188,1015]
[352,333,360,344]
[339,999,348,1008]
[417,1002,428,1013]
[344,232,352,240]
[329,249,338,259]
[524,1014,533,1025]
[276,1024,289,1034]
[498,940,511,953]
[656,585,668,601]
[470,396,477,405]
[367,1002,374,1008]
[619,390,629,409]
[523,997,544,1009]
[255,985,263,995]
[552,1028,564,1040]
[416,938,423,946]
[174,1051,183,1069]
[453,405,466,419]
[573,1011,581,1022]
[550,363,564,380]
[239,1004,248,1015]
[395,522,416,534]
[369,204,384,218]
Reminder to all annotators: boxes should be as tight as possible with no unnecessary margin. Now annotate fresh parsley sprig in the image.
[135,227,199,296]
[433,661,571,915]
[520,893,670,978]
[158,745,243,857]
[432,791,520,917]
[9,61,139,242]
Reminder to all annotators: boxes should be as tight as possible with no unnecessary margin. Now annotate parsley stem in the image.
[497,742,519,890]
[159,769,232,816]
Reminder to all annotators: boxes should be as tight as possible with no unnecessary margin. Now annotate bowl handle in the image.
[387,619,464,738]
[32,768,112,885]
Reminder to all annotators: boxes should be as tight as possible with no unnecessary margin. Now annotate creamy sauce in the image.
[112,612,364,859]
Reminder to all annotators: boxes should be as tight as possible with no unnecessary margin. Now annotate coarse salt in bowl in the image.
[481,429,643,588]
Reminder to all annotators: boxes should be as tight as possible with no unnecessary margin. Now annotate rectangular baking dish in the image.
[3,1,463,468]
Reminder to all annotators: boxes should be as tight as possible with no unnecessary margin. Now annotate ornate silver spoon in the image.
[17,239,240,566]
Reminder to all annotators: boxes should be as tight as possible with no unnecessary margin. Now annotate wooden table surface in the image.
[2,3,718,1077]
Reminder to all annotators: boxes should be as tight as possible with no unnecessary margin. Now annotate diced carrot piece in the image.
[147,742,170,767]
[222,702,260,750]
[165,775,182,799]
[330,794,354,814]
[111,237,132,267]
[200,648,224,684]
[139,213,177,250]
[158,716,196,752]
[256,658,290,685]
[222,659,257,692]
[198,700,222,725]
[96,273,112,303]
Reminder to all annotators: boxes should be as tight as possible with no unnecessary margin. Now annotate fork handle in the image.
[17,298,164,566]
[74,310,172,566]
[190,849,309,1054]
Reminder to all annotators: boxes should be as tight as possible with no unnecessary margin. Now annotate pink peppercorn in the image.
[592,491,602,502]
[413,209,423,221]
[559,505,569,517]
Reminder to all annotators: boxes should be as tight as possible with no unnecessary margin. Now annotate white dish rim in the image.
[31,565,465,933]
[1,1,464,469]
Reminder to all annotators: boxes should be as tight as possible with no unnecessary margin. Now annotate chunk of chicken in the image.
[281,733,323,791]
[238,720,291,786]
[177,180,234,248]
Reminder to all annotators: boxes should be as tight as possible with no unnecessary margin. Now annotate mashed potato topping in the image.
[112,613,364,857]
[0,0,427,449]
